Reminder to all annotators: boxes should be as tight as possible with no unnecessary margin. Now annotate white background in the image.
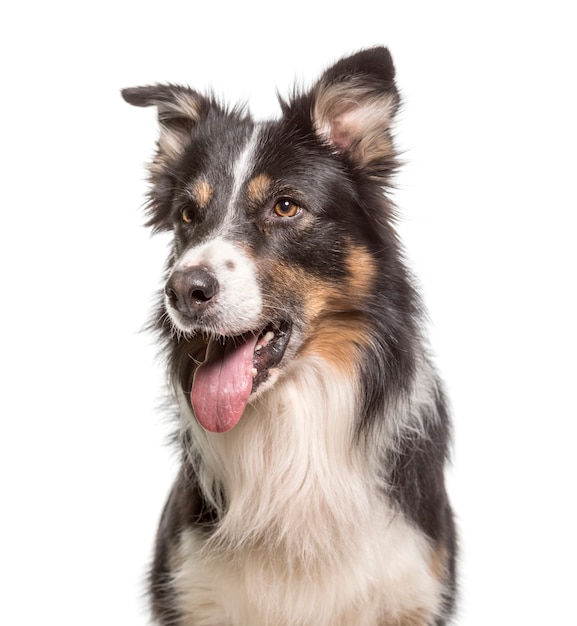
[1,2,575,624]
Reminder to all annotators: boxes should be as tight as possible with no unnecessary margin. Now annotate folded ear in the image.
[310,47,400,178]
[121,84,208,163]
[122,85,213,231]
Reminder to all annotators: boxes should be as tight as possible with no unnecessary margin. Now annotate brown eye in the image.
[273,199,301,218]
[181,206,193,224]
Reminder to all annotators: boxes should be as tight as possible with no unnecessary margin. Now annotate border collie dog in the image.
[122,47,457,626]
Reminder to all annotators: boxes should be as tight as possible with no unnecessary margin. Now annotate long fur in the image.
[123,46,457,626]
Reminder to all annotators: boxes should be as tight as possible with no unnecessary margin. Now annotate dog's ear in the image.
[122,85,211,231]
[306,47,400,178]
[122,84,207,163]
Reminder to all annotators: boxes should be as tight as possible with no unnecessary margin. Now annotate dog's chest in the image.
[167,365,446,625]
[171,509,443,626]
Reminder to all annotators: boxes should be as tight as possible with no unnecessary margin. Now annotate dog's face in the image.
[123,48,400,433]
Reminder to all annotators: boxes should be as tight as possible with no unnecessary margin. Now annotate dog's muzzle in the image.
[164,262,292,434]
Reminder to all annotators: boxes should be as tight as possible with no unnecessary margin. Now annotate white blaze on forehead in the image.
[172,236,263,335]
[166,128,264,335]
[227,125,262,215]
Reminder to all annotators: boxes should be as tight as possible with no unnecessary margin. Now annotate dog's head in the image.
[123,47,403,433]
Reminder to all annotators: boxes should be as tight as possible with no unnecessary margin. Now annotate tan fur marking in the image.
[283,273,368,370]
[191,179,213,209]
[264,257,376,372]
[302,313,369,372]
[247,173,273,205]
[302,282,342,319]
[346,243,377,297]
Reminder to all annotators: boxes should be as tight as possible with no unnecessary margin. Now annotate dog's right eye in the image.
[181,207,194,224]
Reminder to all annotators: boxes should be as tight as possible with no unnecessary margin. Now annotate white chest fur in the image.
[173,358,444,625]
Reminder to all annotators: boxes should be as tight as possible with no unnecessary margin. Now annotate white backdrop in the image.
[1,2,575,624]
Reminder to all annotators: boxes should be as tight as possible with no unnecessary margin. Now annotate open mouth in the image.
[191,320,292,433]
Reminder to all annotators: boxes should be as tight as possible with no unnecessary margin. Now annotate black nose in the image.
[165,266,219,316]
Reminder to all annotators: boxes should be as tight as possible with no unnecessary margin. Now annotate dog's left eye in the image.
[273,199,301,218]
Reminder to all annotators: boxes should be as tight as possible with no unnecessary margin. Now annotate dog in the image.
[122,46,457,626]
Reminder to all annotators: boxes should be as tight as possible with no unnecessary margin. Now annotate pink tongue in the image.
[191,334,258,433]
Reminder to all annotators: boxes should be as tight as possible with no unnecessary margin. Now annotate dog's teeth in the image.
[255,330,275,352]
[251,367,258,378]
